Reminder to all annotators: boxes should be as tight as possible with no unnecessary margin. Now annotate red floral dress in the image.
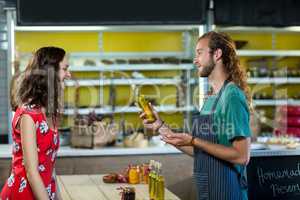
[1,105,59,200]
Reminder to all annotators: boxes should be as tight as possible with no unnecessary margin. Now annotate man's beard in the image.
[199,59,215,77]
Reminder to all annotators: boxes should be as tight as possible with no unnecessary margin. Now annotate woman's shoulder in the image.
[15,104,43,118]
[13,105,44,132]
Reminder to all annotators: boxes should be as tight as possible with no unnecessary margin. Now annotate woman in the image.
[140,31,251,200]
[1,47,71,200]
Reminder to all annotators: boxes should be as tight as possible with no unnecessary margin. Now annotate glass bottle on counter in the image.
[120,187,136,200]
[148,160,156,199]
[153,162,159,200]
[141,163,149,184]
[156,162,165,200]
[128,165,139,184]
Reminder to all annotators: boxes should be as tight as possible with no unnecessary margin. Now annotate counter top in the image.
[57,174,180,200]
[250,144,300,157]
[1,144,300,158]
[0,144,181,158]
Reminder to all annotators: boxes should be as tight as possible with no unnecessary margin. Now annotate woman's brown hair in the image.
[17,46,66,119]
[199,31,252,110]
[10,72,23,111]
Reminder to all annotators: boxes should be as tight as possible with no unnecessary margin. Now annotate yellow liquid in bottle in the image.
[153,172,158,200]
[128,166,139,184]
[157,176,165,200]
[149,171,153,199]
[137,95,156,123]
[150,171,157,200]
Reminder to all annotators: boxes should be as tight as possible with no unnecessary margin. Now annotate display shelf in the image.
[70,52,188,59]
[68,64,194,72]
[253,99,300,106]
[63,105,196,115]
[65,78,196,86]
[248,77,300,84]
[237,50,300,57]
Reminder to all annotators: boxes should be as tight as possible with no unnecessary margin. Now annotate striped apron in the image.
[192,80,247,200]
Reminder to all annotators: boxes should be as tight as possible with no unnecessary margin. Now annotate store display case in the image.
[13,27,200,151]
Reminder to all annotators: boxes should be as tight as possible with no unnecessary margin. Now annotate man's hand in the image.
[139,103,163,132]
[161,133,193,146]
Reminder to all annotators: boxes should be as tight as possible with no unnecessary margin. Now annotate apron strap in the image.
[210,78,230,114]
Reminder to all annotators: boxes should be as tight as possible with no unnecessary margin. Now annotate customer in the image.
[1,47,71,200]
[140,31,252,200]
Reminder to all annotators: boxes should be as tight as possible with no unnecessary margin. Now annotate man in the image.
[141,31,251,200]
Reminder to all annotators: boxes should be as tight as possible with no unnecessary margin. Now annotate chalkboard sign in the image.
[247,156,300,200]
[17,0,208,26]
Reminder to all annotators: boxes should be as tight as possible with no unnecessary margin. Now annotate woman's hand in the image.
[139,103,163,132]
[161,133,193,146]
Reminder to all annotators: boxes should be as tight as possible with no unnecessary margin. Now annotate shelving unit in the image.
[64,105,196,115]
[64,61,197,132]
[65,62,197,118]
[56,30,199,131]
[66,63,196,86]
[68,64,194,72]
[248,77,300,84]
[237,50,300,57]
[65,78,196,86]
[253,99,300,106]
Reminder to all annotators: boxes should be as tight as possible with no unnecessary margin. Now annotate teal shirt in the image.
[200,83,251,199]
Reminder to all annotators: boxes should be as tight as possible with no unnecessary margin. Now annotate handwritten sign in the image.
[247,156,300,200]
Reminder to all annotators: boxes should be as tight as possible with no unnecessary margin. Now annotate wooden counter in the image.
[57,175,181,200]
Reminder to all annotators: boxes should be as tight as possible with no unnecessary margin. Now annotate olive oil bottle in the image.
[149,160,156,200]
[153,161,159,200]
[137,95,156,123]
[157,162,165,200]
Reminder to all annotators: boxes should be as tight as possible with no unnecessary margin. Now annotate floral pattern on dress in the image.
[25,104,35,111]
[7,173,14,187]
[12,142,20,153]
[46,183,52,197]
[38,164,46,172]
[39,121,49,134]
[18,177,27,193]
[50,192,56,200]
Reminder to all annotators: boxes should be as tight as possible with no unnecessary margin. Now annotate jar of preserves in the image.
[128,166,139,184]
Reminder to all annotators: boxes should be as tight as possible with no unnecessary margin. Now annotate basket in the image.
[70,121,117,148]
